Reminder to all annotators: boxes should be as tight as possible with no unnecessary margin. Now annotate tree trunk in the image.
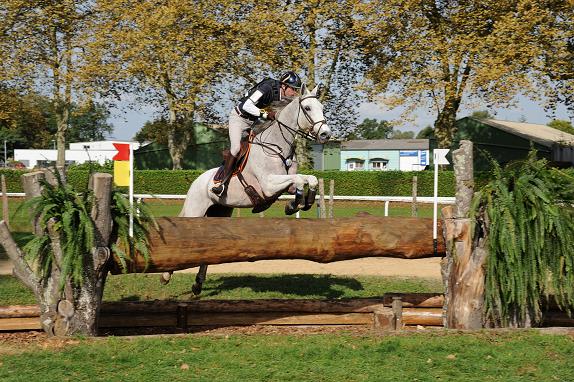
[0,172,113,336]
[442,140,489,329]
[111,216,445,273]
[433,96,461,148]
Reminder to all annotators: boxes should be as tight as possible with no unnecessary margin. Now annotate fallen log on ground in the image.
[115,217,445,273]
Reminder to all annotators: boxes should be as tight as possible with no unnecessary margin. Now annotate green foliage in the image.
[471,110,494,120]
[20,174,95,288]
[547,119,574,136]
[416,126,434,139]
[18,172,157,288]
[346,118,393,140]
[472,151,574,326]
[3,168,501,197]
[109,191,158,273]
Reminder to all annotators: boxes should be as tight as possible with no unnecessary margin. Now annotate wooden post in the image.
[442,140,489,329]
[318,178,326,219]
[328,179,334,218]
[392,296,403,330]
[1,175,9,229]
[21,171,45,235]
[411,175,418,217]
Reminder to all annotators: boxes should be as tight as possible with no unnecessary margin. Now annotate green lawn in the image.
[1,331,573,381]
[0,273,443,305]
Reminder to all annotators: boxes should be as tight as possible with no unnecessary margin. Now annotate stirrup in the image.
[211,183,225,196]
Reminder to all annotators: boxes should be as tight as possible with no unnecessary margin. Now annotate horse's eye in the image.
[305,106,311,111]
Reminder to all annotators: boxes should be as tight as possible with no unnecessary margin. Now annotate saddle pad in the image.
[213,133,254,182]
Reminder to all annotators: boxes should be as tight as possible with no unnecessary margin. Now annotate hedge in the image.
[0,168,530,197]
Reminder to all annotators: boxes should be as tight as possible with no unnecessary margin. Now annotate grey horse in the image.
[161,84,331,294]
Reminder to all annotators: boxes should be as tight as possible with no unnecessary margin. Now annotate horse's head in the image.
[298,84,331,144]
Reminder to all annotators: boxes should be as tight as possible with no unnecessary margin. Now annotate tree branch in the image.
[0,220,39,293]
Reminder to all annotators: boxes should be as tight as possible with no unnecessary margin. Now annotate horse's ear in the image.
[300,83,307,95]
[311,84,323,96]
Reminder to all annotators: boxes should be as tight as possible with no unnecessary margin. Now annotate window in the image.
[370,158,389,171]
[346,159,365,171]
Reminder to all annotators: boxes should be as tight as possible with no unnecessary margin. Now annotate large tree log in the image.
[442,141,489,329]
[114,216,445,273]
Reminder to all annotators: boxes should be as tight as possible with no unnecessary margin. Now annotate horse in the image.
[160,84,332,295]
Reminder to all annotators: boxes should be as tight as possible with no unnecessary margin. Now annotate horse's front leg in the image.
[300,175,319,211]
[263,174,306,215]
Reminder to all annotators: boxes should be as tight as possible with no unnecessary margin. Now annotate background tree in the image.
[134,119,170,145]
[471,110,494,120]
[356,0,574,148]
[389,130,415,139]
[416,126,434,139]
[0,1,94,167]
[346,118,393,140]
[93,0,242,169]
[547,119,574,135]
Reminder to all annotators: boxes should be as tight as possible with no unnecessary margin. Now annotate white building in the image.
[14,140,142,169]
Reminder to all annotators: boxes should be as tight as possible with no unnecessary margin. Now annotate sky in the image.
[107,96,572,141]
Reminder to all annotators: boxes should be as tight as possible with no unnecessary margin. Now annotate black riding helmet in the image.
[279,71,302,89]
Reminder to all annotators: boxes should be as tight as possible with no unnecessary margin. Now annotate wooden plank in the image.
[101,299,388,314]
[186,312,373,326]
[402,308,443,326]
[0,317,41,331]
[99,314,177,328]
[113,216,445,273]
[0,305,40,318]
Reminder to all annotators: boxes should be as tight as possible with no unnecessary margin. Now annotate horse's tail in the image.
[179,168,218,217]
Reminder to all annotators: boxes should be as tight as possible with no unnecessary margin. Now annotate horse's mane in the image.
[252,96,296,135]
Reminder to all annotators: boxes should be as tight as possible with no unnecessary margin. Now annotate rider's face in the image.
[283,85,298,97]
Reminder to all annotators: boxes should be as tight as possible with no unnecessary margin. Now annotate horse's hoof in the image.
[192,283,203,296]
[301,189,317,211]
[285,202,300,215]
[160,272,171,285]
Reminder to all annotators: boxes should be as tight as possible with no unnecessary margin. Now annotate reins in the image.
[251,94,326,165]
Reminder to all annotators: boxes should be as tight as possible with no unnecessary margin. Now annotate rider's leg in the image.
[211,152,237,195]
[211,112,246,195]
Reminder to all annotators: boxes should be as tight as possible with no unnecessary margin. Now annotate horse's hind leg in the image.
[192,265,208,296]
[191,204,234,296]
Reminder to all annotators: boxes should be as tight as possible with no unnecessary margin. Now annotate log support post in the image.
[0,172,113,337]
[441,140,489,329]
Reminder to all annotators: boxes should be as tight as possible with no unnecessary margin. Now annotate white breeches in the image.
[229,109,253,156]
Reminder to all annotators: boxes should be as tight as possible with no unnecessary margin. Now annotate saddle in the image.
[213,132,254,182]
[213,131,277,213]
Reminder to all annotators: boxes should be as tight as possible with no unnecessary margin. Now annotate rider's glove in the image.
[266,110,276,120]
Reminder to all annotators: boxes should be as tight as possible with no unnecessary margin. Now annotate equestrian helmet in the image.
[279,71,302,89]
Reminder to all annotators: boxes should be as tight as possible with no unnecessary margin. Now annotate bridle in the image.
[278,94,328,142]
[252,94,328,168]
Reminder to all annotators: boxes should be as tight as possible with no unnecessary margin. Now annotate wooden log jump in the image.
[115,216,445,273]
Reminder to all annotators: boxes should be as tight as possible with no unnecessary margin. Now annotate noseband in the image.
[297,95,328,141]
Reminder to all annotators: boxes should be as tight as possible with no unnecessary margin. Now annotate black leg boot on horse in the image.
[211,153,237,196]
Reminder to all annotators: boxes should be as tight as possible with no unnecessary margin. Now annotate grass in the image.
[0,331,573,381]
[0,273,444,305]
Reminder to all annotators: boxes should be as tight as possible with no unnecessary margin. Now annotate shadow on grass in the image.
[200,274,365,299]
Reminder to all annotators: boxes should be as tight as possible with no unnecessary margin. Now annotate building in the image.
[310,141,341,170]
[455,118,574,169]
[340,139,430,171]
[134,124,228,170]
[14,140,141,168]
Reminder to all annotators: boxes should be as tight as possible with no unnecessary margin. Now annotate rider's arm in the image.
[241,90,264,117]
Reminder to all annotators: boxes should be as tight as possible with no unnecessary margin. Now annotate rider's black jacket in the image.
[236,78,281,120]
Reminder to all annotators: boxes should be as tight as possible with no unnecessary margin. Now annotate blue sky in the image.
[108,97,572,141]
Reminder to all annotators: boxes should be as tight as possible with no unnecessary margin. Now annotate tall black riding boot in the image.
[211,154,237,196]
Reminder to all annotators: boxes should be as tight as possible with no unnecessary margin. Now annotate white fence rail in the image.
[3,193,455,218]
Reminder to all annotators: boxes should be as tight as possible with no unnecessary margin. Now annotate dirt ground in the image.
[0,257,443,278]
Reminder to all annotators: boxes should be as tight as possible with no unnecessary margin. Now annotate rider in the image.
[211,71,302,196]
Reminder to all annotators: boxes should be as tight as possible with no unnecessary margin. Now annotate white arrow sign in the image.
[433,149,450,165]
